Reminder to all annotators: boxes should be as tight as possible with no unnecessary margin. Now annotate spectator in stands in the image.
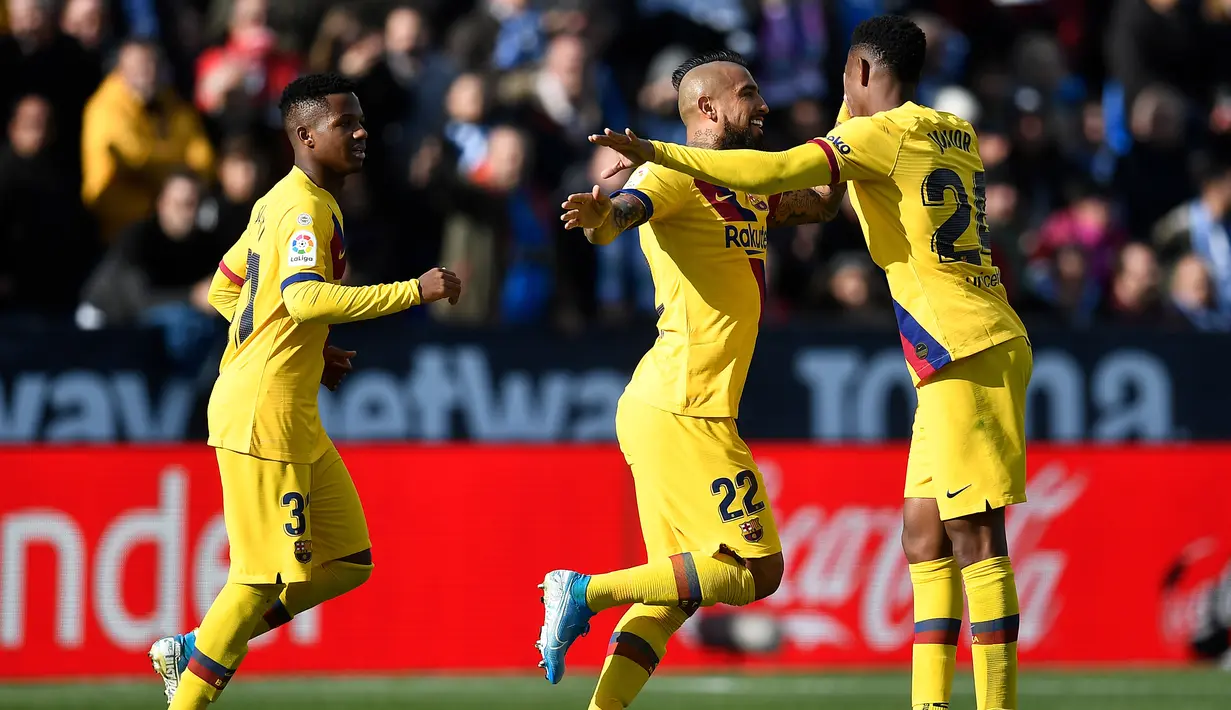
[59,0,108,57]
[352,5,457,211]
[448,0,545,73]
[1114,83,1193,236]
[1103,242,1164,325]
[1153,150,1231,319]
[1023,244,1103,328]
[0,0,101,178]
[500,32,627,185]
[81,39,214,242]
[195,0,301,132]
[0,94,96,315]
[1167,252,1230,331]
[79,171,221,369]
[443,72,494,185]
[823,253,893,327]
[197,136,263,248]
[1027,180,1127,290]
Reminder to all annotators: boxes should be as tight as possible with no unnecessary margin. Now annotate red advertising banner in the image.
[1,444,1229,679]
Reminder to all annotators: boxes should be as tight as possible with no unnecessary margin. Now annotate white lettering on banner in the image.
[0,372,194,443]
[794,347,1174,442]
[1,467,319,651]
[1,511,85,648]
[320,346,626,442]
[95,470,185,649]
[753,458,1083,653]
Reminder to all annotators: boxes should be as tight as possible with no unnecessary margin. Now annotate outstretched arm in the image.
[768,185,847,228]
[561,187,649,245]
[589,128,839,197]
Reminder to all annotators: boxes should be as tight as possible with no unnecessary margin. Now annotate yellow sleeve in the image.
[273,200,335,294]
[208,235,248,321]
[650,140,836,196]
[610,163,689,221]
[282,280,422,325]
[820,114,903,182]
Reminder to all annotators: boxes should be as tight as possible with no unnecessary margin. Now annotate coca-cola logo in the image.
[691,460,1086,653]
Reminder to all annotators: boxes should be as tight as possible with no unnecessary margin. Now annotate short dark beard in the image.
[717,118,761,149]
[688,118,762,151]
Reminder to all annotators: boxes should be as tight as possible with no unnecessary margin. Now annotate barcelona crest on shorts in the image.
[294,539,313,563]
[739,517,764,543]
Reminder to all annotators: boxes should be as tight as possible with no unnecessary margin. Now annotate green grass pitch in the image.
[3,670,1230,710]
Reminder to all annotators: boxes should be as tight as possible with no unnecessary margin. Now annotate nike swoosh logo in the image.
[946,485,972,499]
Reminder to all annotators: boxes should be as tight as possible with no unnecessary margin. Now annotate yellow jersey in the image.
[650,101,1028,384]
[207,167,418,463]
[614,163,772,418]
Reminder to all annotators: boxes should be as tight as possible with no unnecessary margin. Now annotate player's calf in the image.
[946,507,1019,710]
[902,498,963,710]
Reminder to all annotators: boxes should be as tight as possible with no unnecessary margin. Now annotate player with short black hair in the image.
[147,74,461,708]
[669,49,748,90]
[540,51,844,709]
[596,15,1031,710]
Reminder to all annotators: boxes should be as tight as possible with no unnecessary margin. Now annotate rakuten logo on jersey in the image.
[0,468,318,652]
[755,460,1084,653]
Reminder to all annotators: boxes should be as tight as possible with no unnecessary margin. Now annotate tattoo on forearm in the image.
[610,193,647,232]
[583,192,648,243]
[769,185,845,228]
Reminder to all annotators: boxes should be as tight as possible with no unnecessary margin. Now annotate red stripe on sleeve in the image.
[218,260,244,286]
[807,138,840,185]
[768,193,782,215]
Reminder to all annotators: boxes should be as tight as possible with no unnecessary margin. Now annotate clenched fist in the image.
[419,266,462,305]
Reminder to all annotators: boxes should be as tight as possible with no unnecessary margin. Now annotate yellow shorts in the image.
[616,395,781,561]
[905,336,1032,520]
[216,442,371,585]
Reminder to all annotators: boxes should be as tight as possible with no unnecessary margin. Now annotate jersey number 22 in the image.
[922,167,991,267]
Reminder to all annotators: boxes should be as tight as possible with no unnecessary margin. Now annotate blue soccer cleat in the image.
[535,570,595,684]
[148,629,197,704]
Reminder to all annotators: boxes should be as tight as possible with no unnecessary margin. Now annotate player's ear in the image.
[859,58,871,88]
[296,125,314,149]
[698,95,717,123]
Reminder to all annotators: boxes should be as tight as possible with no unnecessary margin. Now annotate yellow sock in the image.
[249,561,374,639]
[589,604,688,710]
[910,557,963,710]
[585,551,756,613]
[963,556,1020,710]
[170,582,282,709]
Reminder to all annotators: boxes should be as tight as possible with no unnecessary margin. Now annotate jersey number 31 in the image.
[922,168,991,267]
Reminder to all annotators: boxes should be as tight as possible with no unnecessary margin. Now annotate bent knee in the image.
[747,552,784,601]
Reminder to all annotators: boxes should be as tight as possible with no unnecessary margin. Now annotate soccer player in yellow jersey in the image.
[147,74,461,708]
[596,15,1030,710]
[537,51,843,710]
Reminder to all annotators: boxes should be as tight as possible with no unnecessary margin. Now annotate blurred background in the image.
[2,0,1231,708]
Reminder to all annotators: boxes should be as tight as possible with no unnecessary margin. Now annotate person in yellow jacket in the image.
[82,39,214,241]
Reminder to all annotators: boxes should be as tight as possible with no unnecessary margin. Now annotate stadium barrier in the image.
[2,444,1229,679]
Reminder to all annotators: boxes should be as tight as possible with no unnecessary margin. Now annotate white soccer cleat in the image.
[148,630,194,704]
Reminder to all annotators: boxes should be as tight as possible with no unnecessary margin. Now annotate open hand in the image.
[321,345,356,391]
[419,266,462,305]
[588,128,655,180]
[561,185,612,230]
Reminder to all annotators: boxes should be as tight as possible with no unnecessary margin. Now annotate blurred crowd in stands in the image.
[2,0,1231,362]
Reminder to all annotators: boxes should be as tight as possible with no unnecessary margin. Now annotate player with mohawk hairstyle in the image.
[147,73,461,708]
[541,50,844,710]
[596,15,1031,710]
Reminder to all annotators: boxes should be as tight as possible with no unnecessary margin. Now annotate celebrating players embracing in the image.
[148,74,461,708]
[596,16,1030,710]
[541,51,843,710]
